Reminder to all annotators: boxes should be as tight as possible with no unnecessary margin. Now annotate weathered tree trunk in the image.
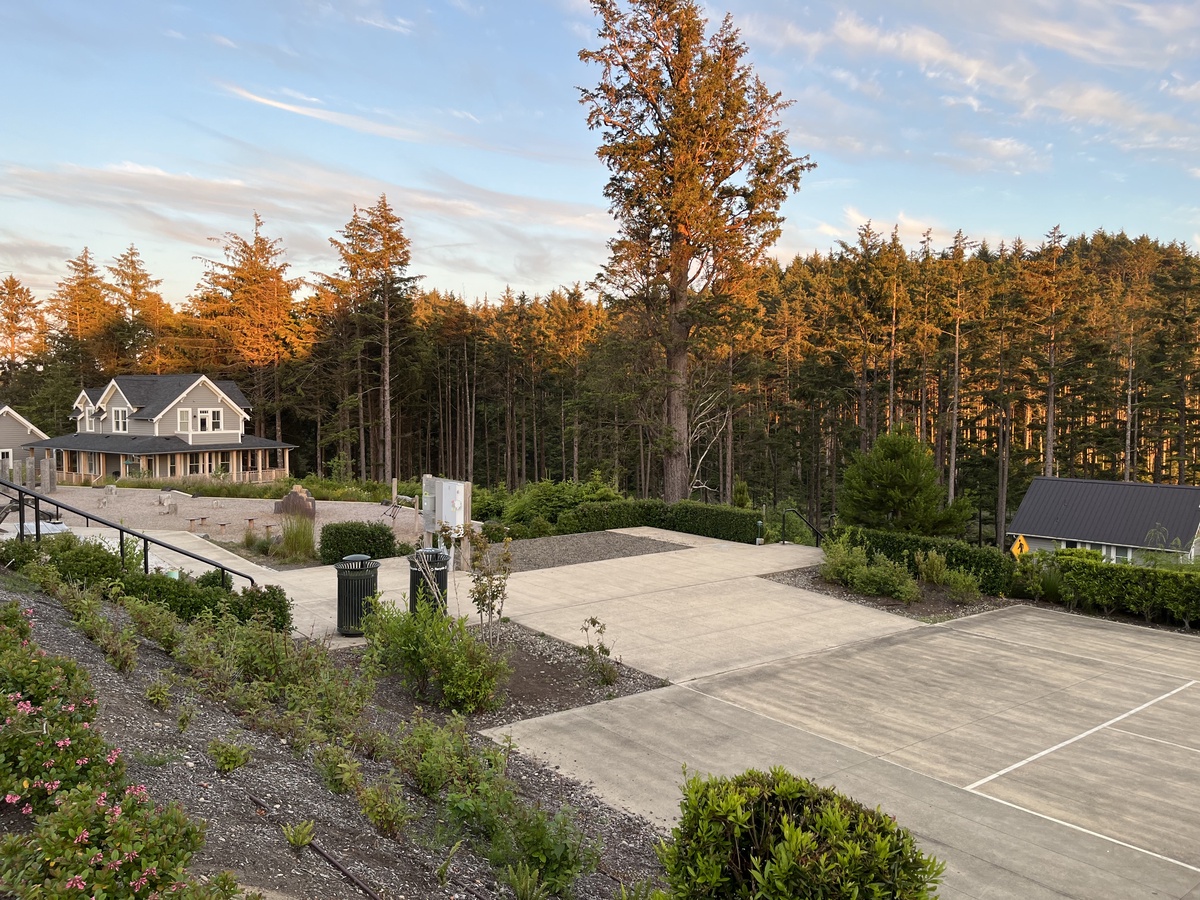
[1045,338,1056,477]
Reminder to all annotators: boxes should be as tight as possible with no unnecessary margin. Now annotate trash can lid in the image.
[342,554,371,562]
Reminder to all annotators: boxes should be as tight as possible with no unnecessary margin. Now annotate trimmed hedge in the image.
[835,525,1015,595]
[319,522,397,564]
[668,500,759,544]
[1057,555,1200,627]
[556,499,670,534]
[0,537,292,632]
[659,766,944,899]
[556,498,759,544]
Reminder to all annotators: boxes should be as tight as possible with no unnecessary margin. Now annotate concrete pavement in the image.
[482,533,1200,900]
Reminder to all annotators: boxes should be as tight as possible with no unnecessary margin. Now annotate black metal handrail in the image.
[0,476,257,587]
[781,507,824,547]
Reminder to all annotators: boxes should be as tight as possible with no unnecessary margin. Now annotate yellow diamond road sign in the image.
[1011,534,1029,559]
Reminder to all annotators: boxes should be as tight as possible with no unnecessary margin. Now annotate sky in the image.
[2,0,1199,304]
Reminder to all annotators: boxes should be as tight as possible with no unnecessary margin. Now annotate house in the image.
[1007,476,1200,562]
[22,374,295,485]
[0,406,49,474]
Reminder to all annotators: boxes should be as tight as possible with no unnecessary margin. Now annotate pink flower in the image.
[20,804,32,814]
[45,780,61,793]
[109,806,123,820]
[129,875,148,891]
[4,793,19,804]
[57,738,72,748]
[95,791,108,807]
[106,748,121,765]
[121,849,137,862]
[76,757,90,766]
[64,875,87,889]
[6,691,20,701]
[74,829,90,844]
[43,759,55,768]
[64,703,75,712]
[89,852,103,864]
[81,722,90,729]
[106,860,122,871]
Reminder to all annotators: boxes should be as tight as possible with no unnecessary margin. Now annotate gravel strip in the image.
[505,531,688,573]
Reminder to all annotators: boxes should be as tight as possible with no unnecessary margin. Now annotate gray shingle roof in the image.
[1008,476,1200,551]
[21,434,295,454]
[94,375,251,420]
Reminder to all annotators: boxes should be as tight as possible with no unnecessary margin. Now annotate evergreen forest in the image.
[3,211,1198,548]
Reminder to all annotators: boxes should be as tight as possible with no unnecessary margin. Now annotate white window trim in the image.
[196,408,224,433]
[178,409,190,434]
[85,406,95,432]
[112,408,129,433]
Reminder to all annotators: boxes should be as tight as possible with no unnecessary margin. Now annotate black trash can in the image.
[335,553,380,636]
[409,548,449,613]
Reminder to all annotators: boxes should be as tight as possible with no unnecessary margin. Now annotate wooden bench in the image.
[263,522,278,537]
[187,517,199,531]
[216,522,229,536]
[244,517,256,532]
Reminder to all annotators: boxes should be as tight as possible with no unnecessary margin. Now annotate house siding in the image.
[0,416,36,457]
[169,383,242,446]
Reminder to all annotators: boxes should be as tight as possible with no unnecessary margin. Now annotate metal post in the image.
[33,497,40,542]
[143,538,150,574]
[17,496,25,543]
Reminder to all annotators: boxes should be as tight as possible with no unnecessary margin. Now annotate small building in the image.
[1007,476,1200,562]
[0,406,49,473]
[22,374,295,485]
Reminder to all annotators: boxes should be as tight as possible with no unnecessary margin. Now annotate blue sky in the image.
[2,1,1198,303]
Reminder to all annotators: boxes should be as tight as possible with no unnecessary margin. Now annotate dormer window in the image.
[85,406,95,432]
[112,408,128,433]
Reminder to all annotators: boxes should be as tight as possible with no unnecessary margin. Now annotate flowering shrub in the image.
[0,602,248,899]
[0,781,206,898]
[0,698,123,814]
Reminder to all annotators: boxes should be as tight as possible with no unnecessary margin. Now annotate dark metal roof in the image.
[20,433,295,454]
[1008,477,1200,551]
[88,376,252,420]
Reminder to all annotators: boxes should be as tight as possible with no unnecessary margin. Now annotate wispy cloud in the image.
[354,15,412,34]
[937,136,1049,175]
[0,155,610,300]
[279,88,323,104]
[222,84,428,142]
[209,34,238,49]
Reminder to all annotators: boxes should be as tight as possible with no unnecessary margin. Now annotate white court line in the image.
[965,680,1196,791]
[1109,727,1200,756]
[972,791,1200,875]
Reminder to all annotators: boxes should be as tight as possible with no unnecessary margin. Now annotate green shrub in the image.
[819,537,870,584]
[0,537,44,571]
[363,600,508,713]
[668,501,759,543]
[228,583,292,632]
[848,556,921,605]
[0,782,214,900]
[944,568,982,605]
[1056,554,1200,627]
[207,738,252,774]
[658,767,944,899]
[913,549,950,585]
[555,499,670,534]
[359,776,412,838]
[835,525,1015,595]
[492,802,599,897]
[399,713,501,798]
[503,473,621,528]
[314,743,363,795]
[319,521,397,564]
